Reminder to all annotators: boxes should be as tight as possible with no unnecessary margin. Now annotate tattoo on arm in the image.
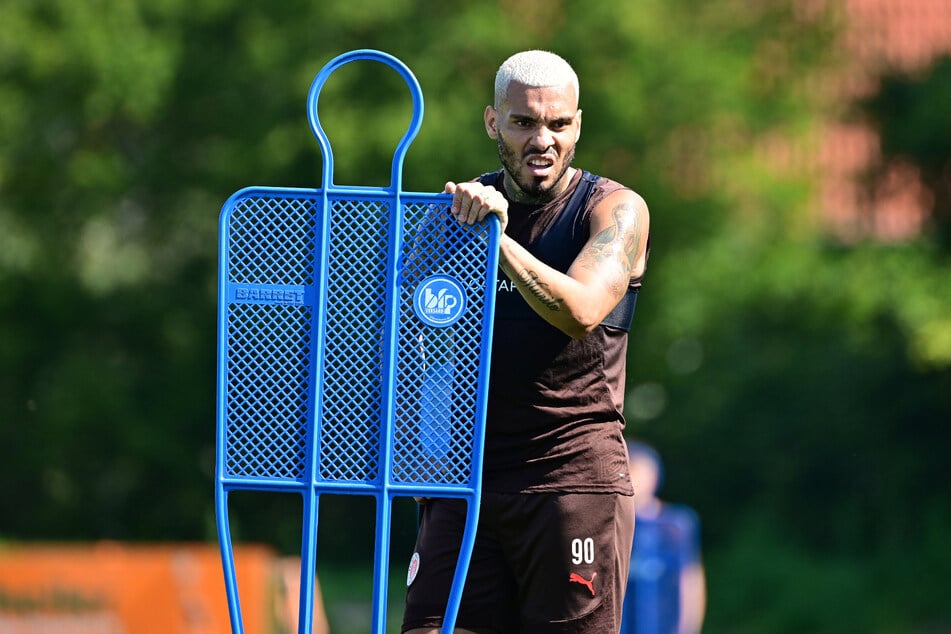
[578,202,642,297]
[517,268,563,312]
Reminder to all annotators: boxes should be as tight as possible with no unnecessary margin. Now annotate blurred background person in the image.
[622,440,706,634]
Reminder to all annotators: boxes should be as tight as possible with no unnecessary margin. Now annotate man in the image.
[403,50,651,633]
[621,441,706,634]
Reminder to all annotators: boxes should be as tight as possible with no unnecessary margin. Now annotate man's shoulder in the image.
[588,174,646,214]
[578,169,622,187]
[474,170,504,186]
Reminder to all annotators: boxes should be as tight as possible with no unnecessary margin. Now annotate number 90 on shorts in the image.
[571,537,596,565]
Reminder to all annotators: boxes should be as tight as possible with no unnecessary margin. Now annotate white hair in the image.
[494,50,579,107]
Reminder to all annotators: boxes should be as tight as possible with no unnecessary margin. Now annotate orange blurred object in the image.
[0,542,327,634]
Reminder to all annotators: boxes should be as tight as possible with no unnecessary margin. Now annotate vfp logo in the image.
[413,275,467,328]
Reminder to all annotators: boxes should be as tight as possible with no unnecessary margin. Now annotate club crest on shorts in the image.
[407,552,421,586]
[413,275,467,328]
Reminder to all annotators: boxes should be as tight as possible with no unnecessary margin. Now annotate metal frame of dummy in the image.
[215,49,499,634]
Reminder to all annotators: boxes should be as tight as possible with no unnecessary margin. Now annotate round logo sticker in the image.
[407,552,421,587]
[413,275,467,328]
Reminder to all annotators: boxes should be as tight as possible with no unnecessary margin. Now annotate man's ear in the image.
[484,105,498,139]
[575,109,582,143]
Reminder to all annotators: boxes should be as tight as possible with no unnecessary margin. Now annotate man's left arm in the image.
[676,507,706,634]
[678,562,706,634]
[513,188,648,338]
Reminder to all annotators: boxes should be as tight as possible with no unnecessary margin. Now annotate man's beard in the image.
[497,134,575,204]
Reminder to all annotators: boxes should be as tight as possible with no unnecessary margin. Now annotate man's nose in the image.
[530,126,555,149]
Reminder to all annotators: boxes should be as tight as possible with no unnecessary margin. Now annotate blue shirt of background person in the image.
[621,441,707,634]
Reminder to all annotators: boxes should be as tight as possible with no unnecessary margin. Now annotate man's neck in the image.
[502,167,577,205]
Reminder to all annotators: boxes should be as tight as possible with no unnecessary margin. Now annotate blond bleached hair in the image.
[493,50,579,108]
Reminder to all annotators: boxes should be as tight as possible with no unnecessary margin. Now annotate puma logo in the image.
[568,571,597,596]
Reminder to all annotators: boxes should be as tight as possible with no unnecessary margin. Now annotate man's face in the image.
[485,80,581,203]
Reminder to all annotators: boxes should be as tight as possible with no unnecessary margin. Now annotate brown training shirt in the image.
[480,169,643,495]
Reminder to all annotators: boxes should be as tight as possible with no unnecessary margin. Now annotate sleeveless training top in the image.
[478,169,643,494]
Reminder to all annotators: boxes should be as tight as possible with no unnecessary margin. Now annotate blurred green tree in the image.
[0,1,948,632]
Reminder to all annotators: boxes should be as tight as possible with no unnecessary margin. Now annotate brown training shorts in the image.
[401,491,635,633]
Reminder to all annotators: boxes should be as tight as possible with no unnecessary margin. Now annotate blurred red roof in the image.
[843,0,951,74]
[819,0,950,240]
